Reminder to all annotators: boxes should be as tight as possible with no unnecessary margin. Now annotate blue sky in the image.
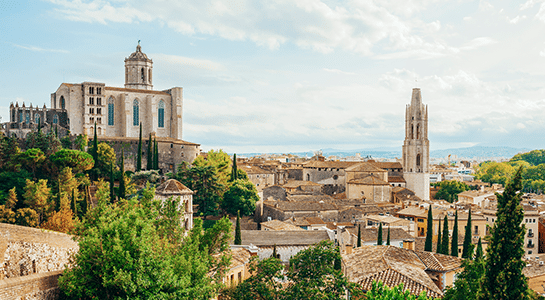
[2,0,545,153]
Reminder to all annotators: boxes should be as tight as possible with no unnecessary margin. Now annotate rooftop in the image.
[239,230,331,247]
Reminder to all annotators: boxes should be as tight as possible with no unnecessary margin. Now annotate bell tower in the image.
[124,42,153,90]
[402,88,430,200]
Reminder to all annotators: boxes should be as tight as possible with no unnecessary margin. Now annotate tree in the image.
[146,133,153,170]
[118,149,126,199]
[50,149,94,174]
[109,164,115,203]
[19,148,46,178]
[479,167,529,300]
[437,219,443,254]
[23,179,51,225]
[462,209,473,259]
[137,122,142,172]
[153,138,159,170]
[424,207,433,252]
[441,215,449,255]
[235,211,242,245]
[377,222,383,246]
[173,164,224,216]
[193,149,232,187]
[95,142,116,176]
[231,153,238,181]
[41,207,75,233]
[443,239,485,300]
[222,179,259,216]
[435,180,470,203]
[271,244,277,259]
[386,226,391,246]
[15,208,39,227]
[74,134,88,151]
[357,224,362,247]
[228,256,284,300]
[59,193,233,299]
[91,122,98,163]
[451,211,459,257]
[365,281,434,300]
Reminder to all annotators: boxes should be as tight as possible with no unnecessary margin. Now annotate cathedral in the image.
[5,44,201,171]
[402,88,430,201]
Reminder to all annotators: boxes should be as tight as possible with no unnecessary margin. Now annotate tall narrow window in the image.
[141,68,145,83]
[416,154,421,167]
[133,99,139,126]
[97,97,102,105]
[35,113,40,125]
[61,96,65,109]
[25,112,30,124]
[53,114,58,124]
[158,100,165,128]
[416,124,420,139]
[108,97,115,125]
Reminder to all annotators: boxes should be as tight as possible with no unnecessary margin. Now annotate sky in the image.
[2,0,545,154]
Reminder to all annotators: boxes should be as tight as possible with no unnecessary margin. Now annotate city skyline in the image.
[2,0,545,153]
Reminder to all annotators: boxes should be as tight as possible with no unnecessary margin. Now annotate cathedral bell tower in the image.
[402,88,430,200]
[124,42,153,90]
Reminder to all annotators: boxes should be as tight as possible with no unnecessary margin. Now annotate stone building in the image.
[4,103,68,138]
[154,179,194,230]
[402,88,430,201]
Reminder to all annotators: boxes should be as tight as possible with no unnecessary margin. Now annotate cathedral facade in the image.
[50,44,183,140]
[402,88,430,201]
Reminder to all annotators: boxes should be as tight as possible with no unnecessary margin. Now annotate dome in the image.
[125,44,152,62]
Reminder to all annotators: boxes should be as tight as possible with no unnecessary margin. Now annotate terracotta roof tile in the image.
[155,179,193,195]
[261,219,304,231]
[348,175,390,186]
[346,162,387,173]
[105,86,170,95]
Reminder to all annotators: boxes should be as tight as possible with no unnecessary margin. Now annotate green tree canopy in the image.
[511,149,545,166]
[173,164,224,216]
[222,179,259,216]
[50,149,94,174]
[434,180,470,203]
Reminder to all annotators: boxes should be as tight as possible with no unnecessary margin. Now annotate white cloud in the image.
[323,68,356,76]
[12,43,69,53]
[152,53,224,71]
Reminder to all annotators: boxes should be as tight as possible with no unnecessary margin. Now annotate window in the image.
[89,108,94,114]
[97,118,102,124]
[133,99,139,126]
[53,114,58,124]
[158,100,165,128]
[89,97,94,105]
[60,96,65,109]
[416,154,421,167]
[97,98,102,105]
[35,113,40,125]
[141,68,145,82]
[108,97,114,125]
[89,87,94,94]
[97,87,101,95]
[25,112,30,124]
[417,218,424,223]
[97,108,102,114]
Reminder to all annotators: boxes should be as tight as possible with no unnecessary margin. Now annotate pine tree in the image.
[146,133,152,170]
[71,189,77,216]
[109,164,115,203]
[386,226,390,246]
[451,210,459,257]
[377,223,383,246]
[437,219,443,254]
[118,149,126,200]
[480,167,529,300]
[6,187,17,210]
[424,206,433,252]
[231,153,238,181]
[136,122,142,172]
[462,209,473,259]
[234,210,242,245]
[357,224,362,247]
[441,215,450,255]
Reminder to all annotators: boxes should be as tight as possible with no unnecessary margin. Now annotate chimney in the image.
[403,239,415,251]
[345,244,353,254]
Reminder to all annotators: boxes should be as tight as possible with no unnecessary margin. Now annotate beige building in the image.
[402,88,430,201]
[154,179,194,230]
[50,44,184,141]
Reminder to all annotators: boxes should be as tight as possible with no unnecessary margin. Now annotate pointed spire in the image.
[22,102,25,108]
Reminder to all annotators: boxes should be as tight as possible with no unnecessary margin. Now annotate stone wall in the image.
[0,223,78,299]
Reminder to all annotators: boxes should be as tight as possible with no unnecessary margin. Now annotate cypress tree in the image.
[377,223,383,246]
[334,246,342,270]
[234,211,242,245]
[437,219,443,254]
[424,206,433,252]
[136,122,142,172]
[451,210,459,257]
[462,209,473,259]
[92,122,98,162]
[56,179,62,211]
[118,149,126,200]
[71,189,77,216]
[109,164,115,203]
[146,133,152,170]
[475,237,483,260]
[54,125,58,138]
[480,167,528,300]
[386,226,391,246]
[271,244,278,259]
[357,224,362,247]
[231,153,238,181]
[441,215,450,255]
[153,138,159,170]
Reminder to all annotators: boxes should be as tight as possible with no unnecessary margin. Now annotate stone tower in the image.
[124,43,153,90]
[402,88,430,200]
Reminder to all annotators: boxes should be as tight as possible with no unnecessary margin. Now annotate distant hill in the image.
[239,146,530,160]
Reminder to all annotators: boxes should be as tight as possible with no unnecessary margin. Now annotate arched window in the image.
[60,96,65,109]
[53,114,58,124]
[141,68,145,83]
[35,113,40,125]
[108,97,115,126]
[411,124,414,139]
[416,124,420,139]
[148,69,152,83]
[416,154,421,167]
[133,99,139,126]
[158,100,165,128]
[25,112,30,124]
